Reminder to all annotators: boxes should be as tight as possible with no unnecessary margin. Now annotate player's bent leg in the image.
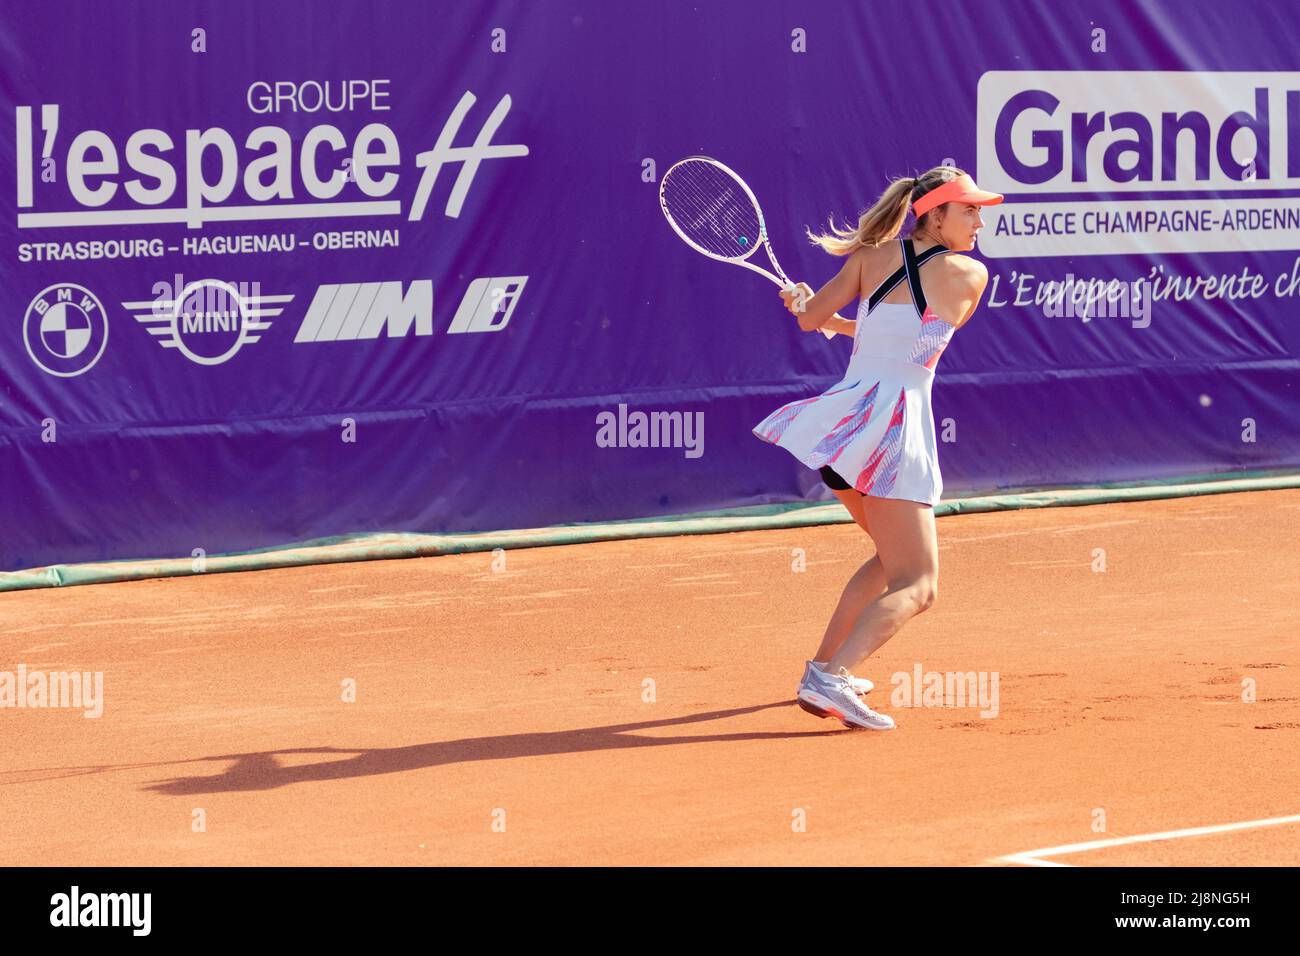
[811,554,887,667]
[798,486,888,712]
[828,496,939,672]
[809,485,885,668]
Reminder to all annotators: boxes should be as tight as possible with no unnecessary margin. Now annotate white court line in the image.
[996,813,1300,866]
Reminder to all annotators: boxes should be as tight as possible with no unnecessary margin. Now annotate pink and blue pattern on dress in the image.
[808,381,880,468]
[908,310,956,370]
[754,379,861,443]
[853,388,908,495]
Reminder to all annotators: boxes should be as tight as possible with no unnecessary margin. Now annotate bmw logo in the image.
[24,283,109,377]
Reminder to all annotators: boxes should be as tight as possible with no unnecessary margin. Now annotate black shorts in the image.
[819,465,852,491]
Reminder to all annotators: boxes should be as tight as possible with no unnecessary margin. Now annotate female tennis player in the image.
[752,165,1000,730]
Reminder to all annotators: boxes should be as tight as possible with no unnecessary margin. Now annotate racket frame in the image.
[659,155,836,339]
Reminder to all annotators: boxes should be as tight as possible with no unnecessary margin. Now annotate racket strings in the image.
[661,161,761,260]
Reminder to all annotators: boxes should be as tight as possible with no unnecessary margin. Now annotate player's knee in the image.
[911,578,938,614]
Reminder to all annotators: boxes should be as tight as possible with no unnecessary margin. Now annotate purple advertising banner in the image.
[2,0,1299,571]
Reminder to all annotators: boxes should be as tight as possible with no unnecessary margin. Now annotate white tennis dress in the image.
[753,238,958,507]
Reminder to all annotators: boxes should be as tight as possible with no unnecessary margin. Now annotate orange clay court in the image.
[2,488,1298,867]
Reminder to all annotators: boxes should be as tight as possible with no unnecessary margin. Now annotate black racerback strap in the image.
[864,239,952,319]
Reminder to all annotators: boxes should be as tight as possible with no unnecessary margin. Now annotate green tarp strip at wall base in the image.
[4,469,1298,593]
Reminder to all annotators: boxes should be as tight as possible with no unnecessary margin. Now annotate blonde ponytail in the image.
[806,166,966,256]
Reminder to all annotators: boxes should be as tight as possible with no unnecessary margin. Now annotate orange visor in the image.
[912,174,1004,218]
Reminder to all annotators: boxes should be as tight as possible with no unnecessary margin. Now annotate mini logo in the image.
[123,279,293,365]
[24,283,109,377]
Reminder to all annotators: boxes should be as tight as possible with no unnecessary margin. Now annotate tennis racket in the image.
[658,155,836,339]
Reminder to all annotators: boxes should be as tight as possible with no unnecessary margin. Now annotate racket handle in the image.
[775,276,835,339]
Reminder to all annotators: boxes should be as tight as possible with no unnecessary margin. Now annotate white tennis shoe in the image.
[813,660,873,695]
[796,661,895,731]
[804,659,873,694]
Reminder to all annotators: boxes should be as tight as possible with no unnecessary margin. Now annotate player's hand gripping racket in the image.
[658,155,836,339]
